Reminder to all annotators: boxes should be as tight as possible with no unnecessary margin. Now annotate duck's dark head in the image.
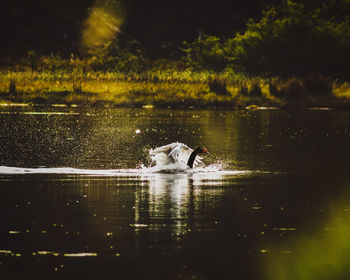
[195,145,209,154]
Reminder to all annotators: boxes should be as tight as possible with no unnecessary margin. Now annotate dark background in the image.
[0,0,276,57]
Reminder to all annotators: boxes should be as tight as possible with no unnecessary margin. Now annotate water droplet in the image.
[63,252,97,257]
[273,227,296,231]
[0,250,12,254]
[283,250,292,254]
[130,224,148,228]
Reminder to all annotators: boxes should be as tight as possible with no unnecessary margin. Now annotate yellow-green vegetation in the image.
[1,69,350,108]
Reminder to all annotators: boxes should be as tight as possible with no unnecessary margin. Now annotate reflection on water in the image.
[135,170,249,236]
[137,173,193,235]
[0,107,350,279]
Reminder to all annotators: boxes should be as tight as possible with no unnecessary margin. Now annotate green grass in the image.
[0,69,349,108]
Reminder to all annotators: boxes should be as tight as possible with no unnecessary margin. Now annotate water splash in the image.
[0,166,138,176]
[0,165,248,177]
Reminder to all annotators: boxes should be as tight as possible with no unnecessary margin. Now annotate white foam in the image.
[0,165,247,177]
[0,166,140,176]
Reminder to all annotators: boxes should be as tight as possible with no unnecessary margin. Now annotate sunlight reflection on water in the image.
[0,250,99,258]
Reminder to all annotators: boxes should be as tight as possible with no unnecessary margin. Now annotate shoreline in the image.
[1,70,350,110]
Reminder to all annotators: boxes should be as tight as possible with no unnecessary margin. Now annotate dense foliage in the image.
[183,0,350,78]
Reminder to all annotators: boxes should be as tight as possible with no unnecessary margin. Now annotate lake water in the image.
[0,106,350,280]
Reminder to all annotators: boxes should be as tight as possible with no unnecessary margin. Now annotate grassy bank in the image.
[1,70,350,109]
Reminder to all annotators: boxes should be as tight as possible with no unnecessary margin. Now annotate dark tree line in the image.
[2,0,350,79]
[0,0,266,56]
[183,0,350,78]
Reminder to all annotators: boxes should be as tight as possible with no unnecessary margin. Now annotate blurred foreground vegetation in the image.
[1,0,350,108]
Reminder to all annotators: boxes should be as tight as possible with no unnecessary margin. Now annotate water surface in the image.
[0,106,350,280]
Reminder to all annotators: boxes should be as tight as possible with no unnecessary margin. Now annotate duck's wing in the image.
[168,143,192,163]
[150,142,183,165]
[150,142,203,167]
[193,155,203,167]
[150,143,178,157]
[168,143,202,166]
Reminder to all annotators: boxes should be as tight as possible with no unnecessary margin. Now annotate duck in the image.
[149,142,209,169]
